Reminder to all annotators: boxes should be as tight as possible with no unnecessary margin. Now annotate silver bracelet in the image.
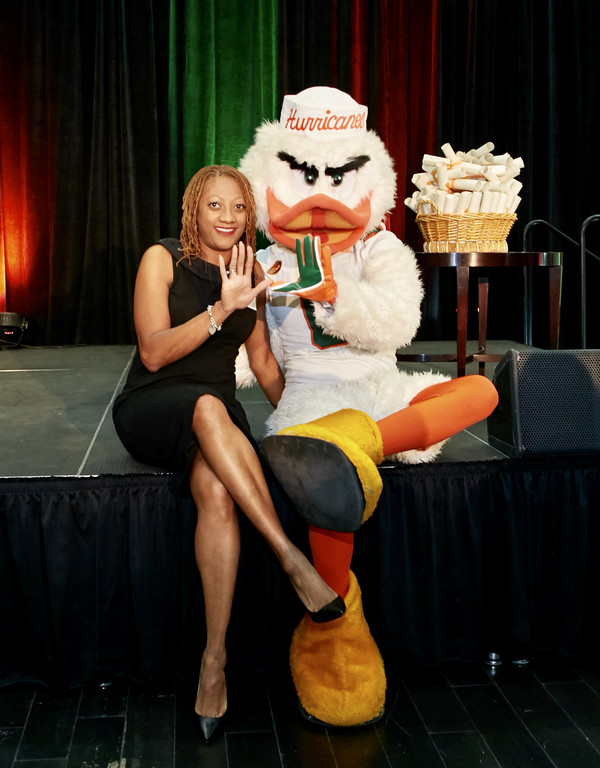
[207,304,222,335]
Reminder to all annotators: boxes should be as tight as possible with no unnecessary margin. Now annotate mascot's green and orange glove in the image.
[271,235,337,304]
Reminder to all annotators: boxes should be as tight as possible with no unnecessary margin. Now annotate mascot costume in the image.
[238,87,498,727]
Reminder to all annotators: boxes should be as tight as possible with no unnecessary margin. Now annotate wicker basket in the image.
[416,201,516,253]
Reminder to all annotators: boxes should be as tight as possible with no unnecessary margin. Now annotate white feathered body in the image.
[241,233,449,464]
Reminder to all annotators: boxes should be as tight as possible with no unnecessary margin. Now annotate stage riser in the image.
[2,460,599,690]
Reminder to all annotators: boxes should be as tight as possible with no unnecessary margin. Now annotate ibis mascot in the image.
[239,87,498,726]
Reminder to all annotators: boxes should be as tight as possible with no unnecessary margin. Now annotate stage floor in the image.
[0,340,527,478]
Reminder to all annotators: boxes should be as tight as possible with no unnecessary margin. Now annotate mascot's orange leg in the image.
[307,375,498,597]
[309,526,353,598]
[377,374,499,455]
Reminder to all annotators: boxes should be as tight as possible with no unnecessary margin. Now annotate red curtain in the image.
[374,0,439,244]
[0,2,53,316]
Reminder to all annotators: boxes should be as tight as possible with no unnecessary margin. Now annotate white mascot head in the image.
[239,86,397,254]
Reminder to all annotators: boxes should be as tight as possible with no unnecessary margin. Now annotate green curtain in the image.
[161,0,279,234]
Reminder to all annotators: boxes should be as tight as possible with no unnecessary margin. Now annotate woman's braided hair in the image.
[179,165,257,265]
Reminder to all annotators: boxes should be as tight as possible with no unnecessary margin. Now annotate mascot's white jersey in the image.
[260,248,395,386]
[256,230,450,463]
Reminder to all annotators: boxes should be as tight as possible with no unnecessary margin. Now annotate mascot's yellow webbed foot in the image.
[261,408,384,532]
[290,570,386,726]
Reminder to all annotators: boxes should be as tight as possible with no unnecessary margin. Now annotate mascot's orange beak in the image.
[266,189,371,254]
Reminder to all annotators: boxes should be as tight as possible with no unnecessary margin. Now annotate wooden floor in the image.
[2,650,600,767]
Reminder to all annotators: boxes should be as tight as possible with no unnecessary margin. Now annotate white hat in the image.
[279,86,368,138]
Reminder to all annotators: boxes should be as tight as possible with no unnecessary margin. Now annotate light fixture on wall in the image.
[0,311,28,348]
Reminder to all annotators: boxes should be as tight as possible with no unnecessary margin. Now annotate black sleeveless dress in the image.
[112,238,256,472]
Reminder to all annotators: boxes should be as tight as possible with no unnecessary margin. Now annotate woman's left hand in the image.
[219,243,271,313]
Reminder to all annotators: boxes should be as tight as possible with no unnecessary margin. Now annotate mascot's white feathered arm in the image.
[311,230,423,353]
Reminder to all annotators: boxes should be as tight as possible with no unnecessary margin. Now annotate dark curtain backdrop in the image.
[0,0,598,348]
[430,0,600,348]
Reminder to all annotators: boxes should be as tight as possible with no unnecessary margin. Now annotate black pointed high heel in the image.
[308,594,346,623]
[196,713,223,742]
[195,658,226,742]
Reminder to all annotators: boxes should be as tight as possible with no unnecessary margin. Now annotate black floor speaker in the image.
[487,349,600,457]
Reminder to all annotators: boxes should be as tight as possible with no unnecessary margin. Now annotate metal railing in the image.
[522,217,600,348]
[580,215,600,348]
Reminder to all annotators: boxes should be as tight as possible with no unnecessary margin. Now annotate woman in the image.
[112,166,344,741]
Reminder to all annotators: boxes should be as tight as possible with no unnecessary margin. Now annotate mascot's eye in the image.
[286,165,322,197]
[326,169,358,199]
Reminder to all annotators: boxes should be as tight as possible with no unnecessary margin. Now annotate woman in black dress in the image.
[113,166,344,740]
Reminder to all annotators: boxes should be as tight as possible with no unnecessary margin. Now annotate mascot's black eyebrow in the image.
[277,152,318,177]
[325,155,370,176]
[277,151,370,178]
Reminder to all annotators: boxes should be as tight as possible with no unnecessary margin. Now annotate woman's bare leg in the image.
[191,395,338,613]
[190,449,238,718]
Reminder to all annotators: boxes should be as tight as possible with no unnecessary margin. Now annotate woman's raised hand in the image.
[219,243,271,313]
